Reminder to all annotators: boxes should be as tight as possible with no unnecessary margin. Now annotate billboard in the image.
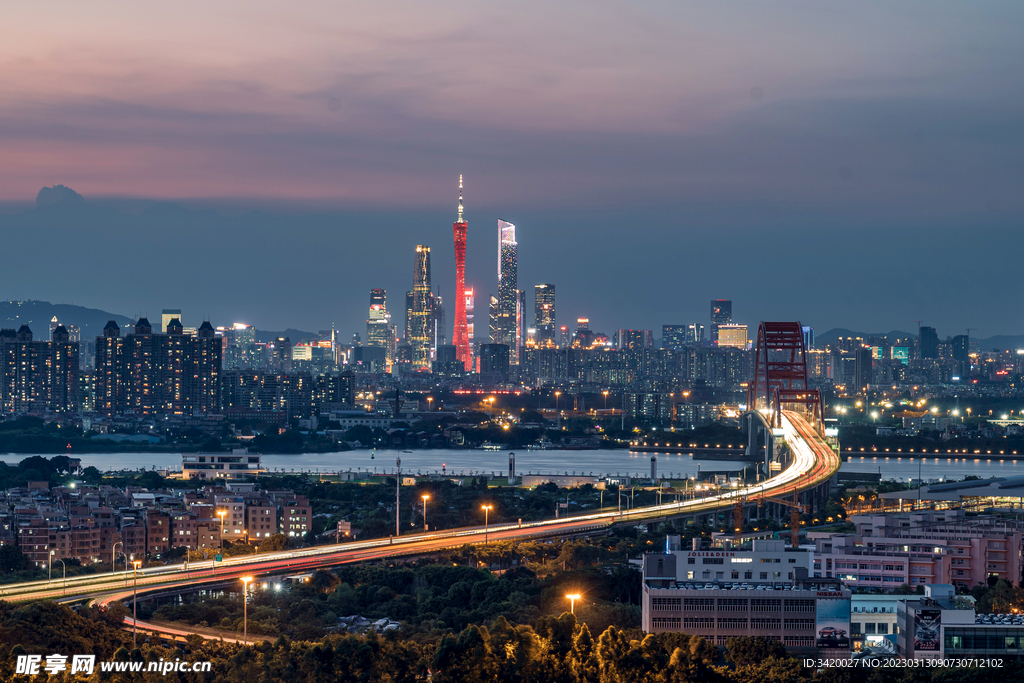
[915,609,941,651]
[816,597,851,649]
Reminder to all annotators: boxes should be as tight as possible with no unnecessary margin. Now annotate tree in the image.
[0,545,30,573]
[725,636,787,667]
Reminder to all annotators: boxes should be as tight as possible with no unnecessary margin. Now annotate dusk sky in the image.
[1,2,1022,338]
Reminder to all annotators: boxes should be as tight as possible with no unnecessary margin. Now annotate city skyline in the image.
[1,3,1022,335]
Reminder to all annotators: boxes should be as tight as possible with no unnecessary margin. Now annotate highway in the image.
[1,409,839,640]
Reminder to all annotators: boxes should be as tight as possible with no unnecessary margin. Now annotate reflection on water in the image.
[2,450,1021,482]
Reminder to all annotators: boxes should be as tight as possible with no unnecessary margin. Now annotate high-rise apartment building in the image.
[94,318,221,416]
[710,300,732,344]
[919,326,939,359]
[407,245,435,371]
[451,176,471,371]
[952,334,970,370]
[0,325,79,413]
[534,284,555,346]
[496,220,518,363]
[717,323,748,349]
[161,309,182,334]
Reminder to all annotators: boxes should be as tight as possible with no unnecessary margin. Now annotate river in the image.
[4,449,1023,482]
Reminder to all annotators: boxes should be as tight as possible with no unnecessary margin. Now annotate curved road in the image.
[1,410,839,640]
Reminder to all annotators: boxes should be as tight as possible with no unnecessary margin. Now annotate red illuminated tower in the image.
[452,175,471,370]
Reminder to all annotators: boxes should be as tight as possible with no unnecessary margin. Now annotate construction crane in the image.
[758,491,811,548]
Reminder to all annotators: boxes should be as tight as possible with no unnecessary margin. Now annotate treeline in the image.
[147,561,642,641]
[0,600,1017,683]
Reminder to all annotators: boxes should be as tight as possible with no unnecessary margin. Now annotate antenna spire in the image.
[457,174,464,223]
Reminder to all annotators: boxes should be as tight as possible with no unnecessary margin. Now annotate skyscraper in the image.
[366,289,394,367]
[407,245,434,371]
[452,176,472,371]
[465,288,475,343]
[535,284,555,346]
[919,326,938,359]
[710,300,732,345]
[662,325,687,350]
[497,220,518,362]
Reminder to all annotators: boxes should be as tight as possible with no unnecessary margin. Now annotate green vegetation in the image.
[0,599,1016,682]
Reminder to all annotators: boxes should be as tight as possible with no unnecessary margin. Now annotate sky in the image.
[1,1,1022,338]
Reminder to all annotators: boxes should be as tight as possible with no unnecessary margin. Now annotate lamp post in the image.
[240,576,253,644]
[132,560,142,648]
[481,505,492,544]
[566,593,581,615]
[54,558,66,595]
[603,390,609,410]
[217,509,227,575]
[427,396,433,412]
[421,494,430,531]
[396,456,402,537]
[555,391,561,412]
[48,549,54,584]
[112,540,122,575]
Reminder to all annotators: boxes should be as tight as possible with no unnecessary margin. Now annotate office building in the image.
[896,585,975,660]
[93,318,221,417]
[496,220,518,362]
[465,287,475,347]
[479,343,510,382]
[716,324,748,349]
[451,176,472,371]
[919,326,938,359]
[662,325,687,350]
[0,324,80,414]
[433,291,445,357]
[488,295,499,343]
[535,284,556,347]
[433,344,461,378]
[407,245,435,371]
[616,329,654,350]
[802,326,814,350]
[688,323,705,344]
[853,346,872,393]
[952,334,969,372]
[710,300,732,344]
[642,538,846,655]
[365,288,394,361]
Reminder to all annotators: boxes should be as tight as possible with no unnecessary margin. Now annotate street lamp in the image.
[48,549,54,583]
[132,560,143,648]
[54,558,66,595]
[240,576,254,644]
[555,391,561,412]
[603,391,609,410]
[481,505,492,544]
[566,593,581,615]
[216,509,227,574]
[427,396,433,411]
[112,540,122,575]
[422,494,430,531]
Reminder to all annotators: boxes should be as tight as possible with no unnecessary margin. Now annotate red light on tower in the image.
[452,175,472,370]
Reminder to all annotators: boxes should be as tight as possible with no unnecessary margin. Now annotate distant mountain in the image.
[0,300,318,345]
[0,300,133,341]
[815,328,1024,351]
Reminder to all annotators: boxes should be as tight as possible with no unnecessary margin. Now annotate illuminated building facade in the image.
[710,299,732,345]
[0,324,79,413]
[407,245,435,371]
[496,220,518,363]
[465,288,475,346]
[535,283,555,346]
[452,176,471,371]
[717,324,748,349]
[94,318,221,416]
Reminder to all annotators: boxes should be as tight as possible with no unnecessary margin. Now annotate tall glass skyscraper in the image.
[497,220,518,363]
[535,284,555,346]
[366,288,391,351]
[710,299,732,345]
[408,245,434,371]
